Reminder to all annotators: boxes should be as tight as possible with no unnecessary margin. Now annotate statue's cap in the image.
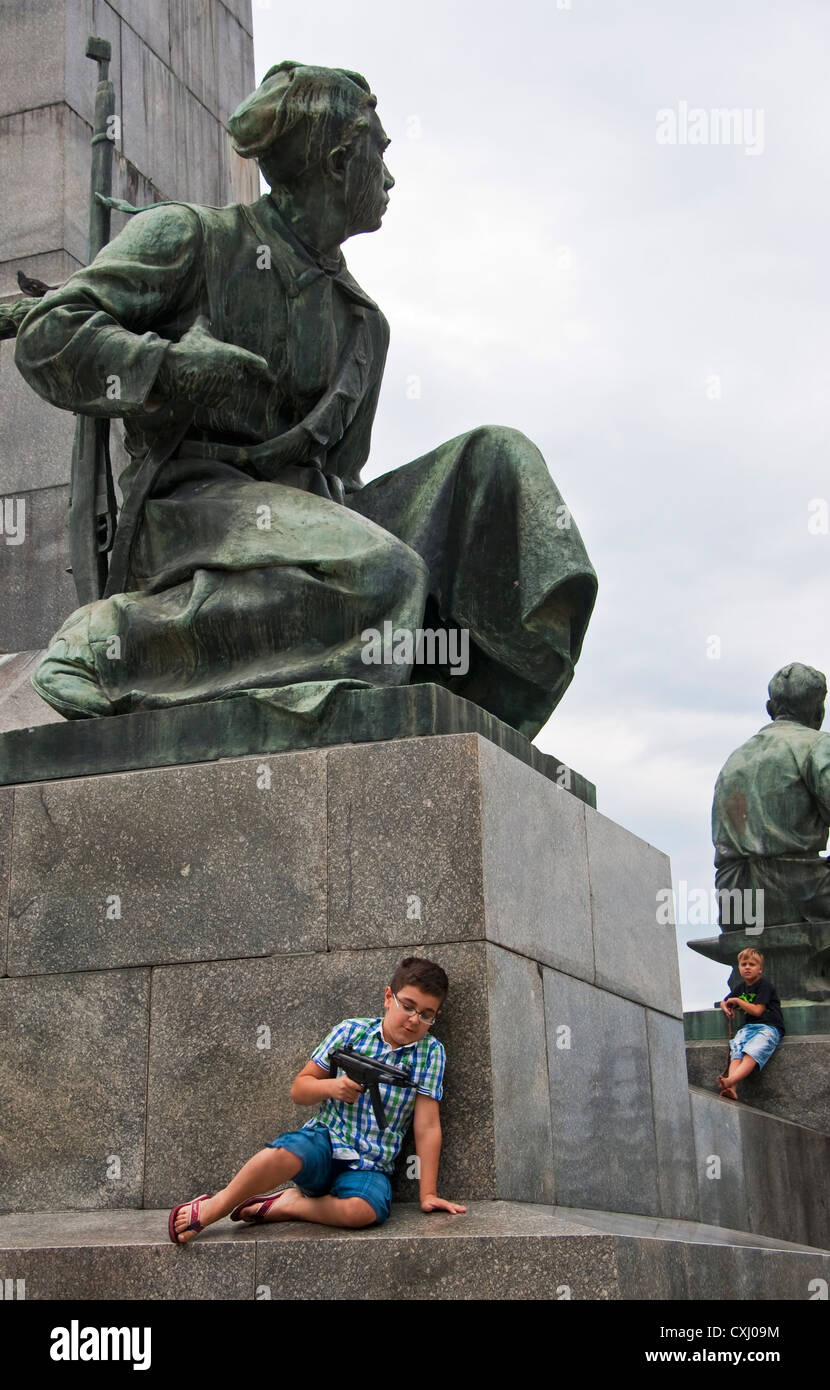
[768,662,827,708]
[228,60,375,160]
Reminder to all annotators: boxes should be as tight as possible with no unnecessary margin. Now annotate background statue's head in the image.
[766,662,827,728]
[228,61,393,242]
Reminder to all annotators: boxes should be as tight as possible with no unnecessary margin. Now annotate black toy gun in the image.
[328,1046,415,1129]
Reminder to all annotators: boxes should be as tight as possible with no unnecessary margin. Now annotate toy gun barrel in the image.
[328,1046,415,1130]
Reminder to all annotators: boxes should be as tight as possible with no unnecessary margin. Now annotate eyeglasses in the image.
[392,992,439,1026]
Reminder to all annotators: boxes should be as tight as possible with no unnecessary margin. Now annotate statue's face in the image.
[341,109,394,237]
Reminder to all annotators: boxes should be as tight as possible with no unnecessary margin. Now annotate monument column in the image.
[0,0,258,654]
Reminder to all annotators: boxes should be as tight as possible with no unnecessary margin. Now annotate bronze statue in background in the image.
[713,663,830,927]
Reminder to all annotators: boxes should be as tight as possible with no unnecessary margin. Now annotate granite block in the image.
[721,1246,830,1302]
[0,105,89,267]
[0,338,76,493]
[646,1010,699,1220]
[487,943,554,1203]
[0,484,76,654]
[0,969,149,1209]
[145,943,488,1209]
[0,651,62,734]
[220,0,253,38]
[8,751,328,974]
[114,0,171,65]
[216,0,255,120]
[689,1088,750,1233]
[0,0,65,120]
[686,1037,830,1133]
[677,1239,828,1301]
[217,122,260,206]
[478,735,593,980]
[0,786,11,976]
[327,736,484,950]
[216,118,258,202]
[585,805,681,1015]
[256,1229,619,1301]
[111,152,164,229]
[119,23,178,198]
[692,1084,829,1250]
[170,0,219,113]
[543,969,661,1216]
[739,1102,830,1249]
[176,94,223,205]
[0,1240,254,1299]
[613,1233,690,1300]
[65,0,122,133]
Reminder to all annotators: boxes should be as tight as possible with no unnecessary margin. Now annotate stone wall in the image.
[689,1086,830,1249]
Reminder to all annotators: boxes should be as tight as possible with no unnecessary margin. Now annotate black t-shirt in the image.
[725,972,785,1035]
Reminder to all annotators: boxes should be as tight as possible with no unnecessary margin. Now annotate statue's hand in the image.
[152,316,277,410]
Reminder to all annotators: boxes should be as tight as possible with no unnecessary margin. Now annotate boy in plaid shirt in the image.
[170,956,465,1242]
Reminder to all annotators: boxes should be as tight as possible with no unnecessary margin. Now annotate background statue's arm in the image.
[13,203,204,418]
[804,734,830,830]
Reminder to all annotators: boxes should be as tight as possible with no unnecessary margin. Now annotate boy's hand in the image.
[329,1075,365,1104]
[720,1000,735,1017]
[725,996,743,1013]
[420,1194,467,1215]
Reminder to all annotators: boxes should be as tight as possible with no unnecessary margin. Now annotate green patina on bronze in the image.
[14,60,597,739]
[686,662,830,1028]
[711,663,830,928]
[0,299,36,340]
[0,683,596,805]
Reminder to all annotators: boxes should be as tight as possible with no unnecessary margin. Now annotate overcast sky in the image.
[250,0,830,1010]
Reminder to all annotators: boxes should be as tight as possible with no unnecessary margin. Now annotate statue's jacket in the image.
[713,719,830,924]
[15,195,389,500]
[15,195,597,735]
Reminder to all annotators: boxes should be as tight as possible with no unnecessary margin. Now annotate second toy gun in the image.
[328,1046,416,1129]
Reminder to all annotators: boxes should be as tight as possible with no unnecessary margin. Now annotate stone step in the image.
[686,1037,830,1134]
[0,1202,826,1301]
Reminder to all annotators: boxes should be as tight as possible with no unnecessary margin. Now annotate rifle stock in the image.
[68,38,117,604]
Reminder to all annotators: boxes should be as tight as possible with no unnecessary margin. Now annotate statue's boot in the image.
[32,608,114,719]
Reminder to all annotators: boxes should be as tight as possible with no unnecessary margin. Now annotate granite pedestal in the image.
[1,723,687,1224]
[2,712,827,1297]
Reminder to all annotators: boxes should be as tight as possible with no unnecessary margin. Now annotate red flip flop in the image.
[230,1191,286,1223]
[169,1192,213,1245]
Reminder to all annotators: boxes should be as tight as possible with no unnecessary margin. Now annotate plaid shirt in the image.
[303,1017,445,1174]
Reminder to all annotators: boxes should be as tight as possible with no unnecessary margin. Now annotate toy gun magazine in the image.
[328,1045,415,1129]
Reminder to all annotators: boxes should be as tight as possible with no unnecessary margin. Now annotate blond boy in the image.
[717,948,784,1100]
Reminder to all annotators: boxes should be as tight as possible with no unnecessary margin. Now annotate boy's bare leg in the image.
[173,1147,303,1243]
[717,1054,757,1099]
[244,1189,376,1229]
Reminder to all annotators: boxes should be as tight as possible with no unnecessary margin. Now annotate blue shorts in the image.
[266,1126,392,1226]
[730,1022,781,1070]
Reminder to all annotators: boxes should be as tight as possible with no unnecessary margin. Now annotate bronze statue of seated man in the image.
[15,61,596,741]
[713,663,830,926]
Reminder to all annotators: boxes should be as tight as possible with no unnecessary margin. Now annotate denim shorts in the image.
[730,1022,781,1070]
[266,1126,392,1225]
